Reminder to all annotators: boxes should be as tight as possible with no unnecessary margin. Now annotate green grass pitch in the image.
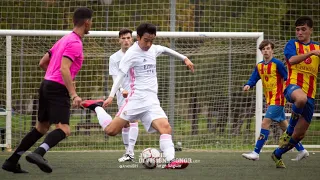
[0,151,319,180]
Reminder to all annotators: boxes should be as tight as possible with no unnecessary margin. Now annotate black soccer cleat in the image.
[26,152,52,173]
[81,100,104,111]
[2,159,28,173]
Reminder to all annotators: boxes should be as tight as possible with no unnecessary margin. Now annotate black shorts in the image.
[38,80,71,125]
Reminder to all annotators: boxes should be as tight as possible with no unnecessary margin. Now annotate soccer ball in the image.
[141,148,161,169]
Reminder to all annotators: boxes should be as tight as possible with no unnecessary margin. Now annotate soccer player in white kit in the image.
[109,28,139,162]
[82,23,194,169]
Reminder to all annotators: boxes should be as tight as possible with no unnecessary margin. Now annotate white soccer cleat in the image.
[118,154,134,162]
[242,151,259,161]
[291,149,309,161]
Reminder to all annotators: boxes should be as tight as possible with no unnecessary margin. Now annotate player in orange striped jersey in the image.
[242,40,306,162]
[272,16,320,168]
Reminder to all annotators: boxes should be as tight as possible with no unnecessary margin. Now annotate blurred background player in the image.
[272,16,320,168]
[2,7,93,173]
[82,23,194,169]
[242,40,308,161]
[109,28,139,162]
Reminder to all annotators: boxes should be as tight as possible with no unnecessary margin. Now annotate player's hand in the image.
[311,50,320,57]
[184,58,194,73]
[122,90,128,98]
[103,97,113,108]
[243,85,250,91]
[72,96,82,108]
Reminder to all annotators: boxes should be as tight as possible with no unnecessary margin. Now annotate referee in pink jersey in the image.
[2,7,93,174]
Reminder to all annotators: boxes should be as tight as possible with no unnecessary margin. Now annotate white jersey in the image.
[118,42,186,111]
[109,49,131,108]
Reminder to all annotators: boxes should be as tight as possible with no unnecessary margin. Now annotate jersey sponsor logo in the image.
[296,64,317,74]
[264,82,276,90]
[304,57,312,64]
[143,64,156,69]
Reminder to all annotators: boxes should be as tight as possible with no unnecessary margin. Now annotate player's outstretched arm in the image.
[244,66,260,91]
[161,46,194,72]
[39,52,50,71]
[103,71,126,108]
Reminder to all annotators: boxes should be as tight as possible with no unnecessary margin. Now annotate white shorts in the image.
[118,104,167,133]
[117,98,126,110]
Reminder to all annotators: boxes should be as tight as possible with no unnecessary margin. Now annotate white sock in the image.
[126,122,139,156]
[39,143,50,152]
[160,134,175,162]
[95,107,112,130]
[122,127,129,151]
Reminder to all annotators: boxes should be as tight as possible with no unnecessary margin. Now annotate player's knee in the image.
[105,127,119,136]
[36,122,50,134]
[36,126,49,135]
[295,94,307,107]
[123,122,130,128]
[261,119,271,129]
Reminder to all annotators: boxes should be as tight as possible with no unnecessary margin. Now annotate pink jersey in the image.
[44,32,84,85]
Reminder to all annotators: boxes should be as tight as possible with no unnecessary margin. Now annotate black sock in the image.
[8,128,43,164]
[34,129,66,157]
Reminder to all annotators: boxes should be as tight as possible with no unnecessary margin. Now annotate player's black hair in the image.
[119,28,133,38]
[259,40,275,50]
[295,16,313,28]
[73,7,93,27]
[136,23,157,37]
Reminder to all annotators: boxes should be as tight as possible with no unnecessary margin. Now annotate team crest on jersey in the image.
[265,76,269,81]
[304,57,312,64]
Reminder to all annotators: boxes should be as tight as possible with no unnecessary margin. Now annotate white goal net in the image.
[1,30,320,151]
[1,30,269,151]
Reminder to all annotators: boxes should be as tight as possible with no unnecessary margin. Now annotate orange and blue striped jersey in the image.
[284,39,320,99]
[245,58,287,106]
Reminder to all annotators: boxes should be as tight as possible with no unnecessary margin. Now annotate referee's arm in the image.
[60,57,77,99]
[39,52,50,71]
